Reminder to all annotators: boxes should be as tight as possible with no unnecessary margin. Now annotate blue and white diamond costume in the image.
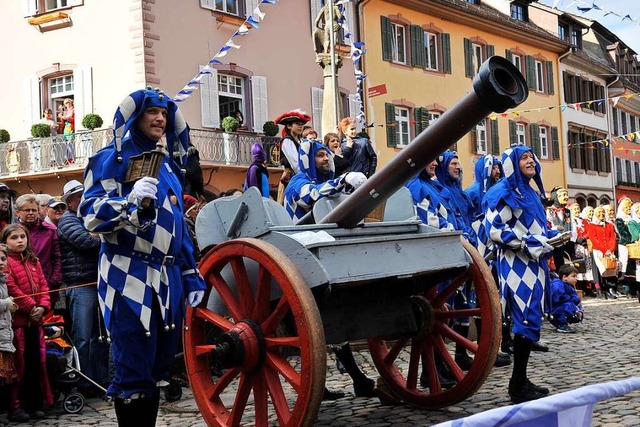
[483,146,557,342]
[79,89,206,400]
[405,170,455,231]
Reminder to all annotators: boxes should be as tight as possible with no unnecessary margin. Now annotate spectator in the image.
[40,109,58,136]
[0,183,16,230]
[0,243,18,425]
[44,197,67,228]
[339,117,377,178]
[60,98,75,163]
[3,224,53,422]
[274,109,311,204]
[223,188,243,197]
[585,206,619,299]
[243,143,270,198]
[302,126,319,140]
[35,194,52,222]
[183,194,202,261]
[550,264,584,333]
[324,132,350,177]
[14,194,63,308]
[483,146,557,403]
[79,88,205,426]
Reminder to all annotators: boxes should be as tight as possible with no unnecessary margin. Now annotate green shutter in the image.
[442,33,451,74]
[509,120,517,146]
[464,38,473,78]
[491,119,500,155]
[470,125,478,154]
[530,123,540,157]
[505,49,513,62]
[420,107,429,133]
[525,55,536,89]
[385,103,397,147]
[487,44,495,58]
[381,16,393,62]
[410,25,426,68]
[551,126,560,160]
[546,61,554,95]
[414,108,423,135]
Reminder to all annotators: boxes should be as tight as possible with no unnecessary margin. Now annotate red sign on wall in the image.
[367,84,387,98]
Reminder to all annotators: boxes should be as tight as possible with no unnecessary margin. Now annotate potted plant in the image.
[262,121,279,137]
[31,123,51,138]
[0,129,9,143]
[81,113,104,130]
[220,116,240,164]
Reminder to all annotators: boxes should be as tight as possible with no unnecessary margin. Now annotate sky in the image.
[539,0,640,54]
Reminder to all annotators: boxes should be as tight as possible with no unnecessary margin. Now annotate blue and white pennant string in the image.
[552,0,640,25]
[173,0,279,102]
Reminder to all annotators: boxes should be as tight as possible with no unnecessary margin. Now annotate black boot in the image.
[453,324,473,370]
[334,343,375,397]
[501,318,513,354]
[509,334,546,404]
[114,392,160,427]
[475,318,511,367]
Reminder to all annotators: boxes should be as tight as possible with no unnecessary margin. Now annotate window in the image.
[472,43,483,75]
[395,107,411,146]
[571,29,580,47]
[621,111,628,135]
[392,23,406,64]
[626,159,633,183]
[539,126,549,159]
[217,74,244,122]
[424,32,439,71]
[510,2,527,21]
[48,74,74,113]
[45,0,67,11]
[428,111,441,124]
[476,119,487,154]
[534,60,544,92]
[511,54,522,73]
[558,24,568,42]
[215,0,238,15]
[516,123,526,145]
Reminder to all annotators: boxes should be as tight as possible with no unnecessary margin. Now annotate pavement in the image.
[17,296,640,426]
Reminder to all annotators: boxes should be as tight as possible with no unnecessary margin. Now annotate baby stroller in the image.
[43,314,107,414]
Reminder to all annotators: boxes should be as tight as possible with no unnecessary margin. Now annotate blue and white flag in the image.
[434,377,640,427]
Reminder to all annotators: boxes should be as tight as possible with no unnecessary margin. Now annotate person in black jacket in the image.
[57,179,109,394]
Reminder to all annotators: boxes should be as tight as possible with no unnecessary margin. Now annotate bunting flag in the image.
[173,0,279,102]
[567,129,640,148]
[552,0,640,26]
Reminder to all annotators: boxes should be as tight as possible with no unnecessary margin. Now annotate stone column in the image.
[317,53,343,137]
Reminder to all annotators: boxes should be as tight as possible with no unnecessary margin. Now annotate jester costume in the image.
[79,89,206,423]
[405,169,456,231]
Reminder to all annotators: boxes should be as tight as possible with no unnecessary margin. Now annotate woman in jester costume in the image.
[483,145,558,404]
[79,88,206,426]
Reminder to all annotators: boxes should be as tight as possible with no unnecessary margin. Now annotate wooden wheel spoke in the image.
[436,323,478,355]
[433,336,464,382]
[265,336,301,348]
[431,272,472,308]
[193,307,234,331]
[421,341,440,394]
[227,374,254,427]
[406,339,423,389]
[261,298,291,335]
[230,257,255,317]
[252,265,272,322]
[435,308,482,320]
[263,365,292,425]
[210,272,244,321]
[384,338,409,365]
[195,344,216,358]
[209,368,241,400]
[265,352,302,393]
[253,372,269,426]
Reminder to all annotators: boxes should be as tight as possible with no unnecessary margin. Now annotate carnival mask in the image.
[604,205,614,220]
[594,207,605,222]
[621,199,633,216]
[556,188,569,206]
[569,204,581,218]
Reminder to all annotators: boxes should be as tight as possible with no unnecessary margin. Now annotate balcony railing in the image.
[0,128,282,178]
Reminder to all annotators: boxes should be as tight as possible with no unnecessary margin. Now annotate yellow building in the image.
[358,0,569,191]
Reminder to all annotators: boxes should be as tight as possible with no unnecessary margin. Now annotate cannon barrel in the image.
[320,56,528,228]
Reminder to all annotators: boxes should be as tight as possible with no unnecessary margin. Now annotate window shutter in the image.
[470,126,478,154]
[597,145,607,173]
[381,16,393,62]
[420,107,429,133]
[491,119,499,155]
[22,75,40,136]
[385,103,397,147]
[612,108,619,135]
[486,44,495,58]
[200,0,215,10]
[23,0,38,16]
[505,49,513,62]
[509,120,517,146]
[410,25,424,68]
[525,55,535,89]
[551,126,560,160]
[530,123,540,157]
[414,108,422,135]
[464,38,473,78]
[546,61,554,95]
[251,76,268,133]
[616,158,622,183]
[442,33,451,74]
[199,66,219,128]
[562,71,570,103]
[348,94,361,127]
[73,66,93,130]
[311,87,324,137]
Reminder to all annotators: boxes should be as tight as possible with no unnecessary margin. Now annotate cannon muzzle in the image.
[320,56,528,228]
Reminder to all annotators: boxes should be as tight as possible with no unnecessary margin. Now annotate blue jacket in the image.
[57,209,100,286]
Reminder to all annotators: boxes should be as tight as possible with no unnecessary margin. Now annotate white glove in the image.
[187,290,205,307]
[344,172,367,189]
[131,177,159,204]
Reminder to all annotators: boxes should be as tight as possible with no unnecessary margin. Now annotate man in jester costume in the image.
[79,88,206,426]
[483,145,559,404]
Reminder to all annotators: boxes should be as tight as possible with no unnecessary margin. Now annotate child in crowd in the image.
[2,224,53,423]
[0,243,18,425]
[550,264,584,334]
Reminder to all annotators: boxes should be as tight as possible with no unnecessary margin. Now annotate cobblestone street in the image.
[26,297,640,426]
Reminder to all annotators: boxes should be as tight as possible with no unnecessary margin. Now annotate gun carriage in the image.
[185,57,528,426]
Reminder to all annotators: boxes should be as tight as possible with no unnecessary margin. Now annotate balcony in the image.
[0,128,282,180]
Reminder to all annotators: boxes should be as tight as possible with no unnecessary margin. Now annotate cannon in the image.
[187,56,528,427]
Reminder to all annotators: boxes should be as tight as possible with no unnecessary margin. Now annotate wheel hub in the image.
[210,319,267,373]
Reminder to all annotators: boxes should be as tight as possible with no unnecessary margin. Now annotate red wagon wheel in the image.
[184,238,326,427]
[367,240,501,409]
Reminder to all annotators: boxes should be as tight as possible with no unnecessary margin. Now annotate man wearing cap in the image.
[79,88,205,426]
[0,183,16,230]
[58,179,109,395]
[44,197,67,228]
